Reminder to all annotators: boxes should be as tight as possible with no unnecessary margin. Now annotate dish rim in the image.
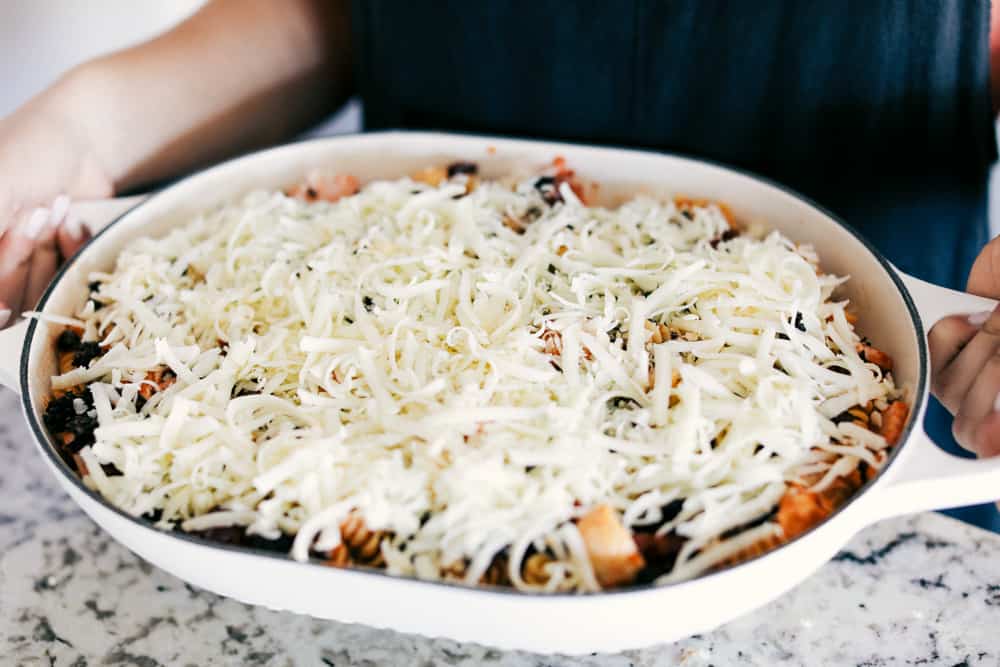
[18,131,927,599]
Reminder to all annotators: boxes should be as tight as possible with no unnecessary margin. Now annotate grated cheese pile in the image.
[51,167,898,591]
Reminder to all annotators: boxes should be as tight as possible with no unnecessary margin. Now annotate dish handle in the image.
[898,270,999,334]
[872,270,1000,518]
[0,319,28,392]
[0,196,147,394]
[72,194,148,235]
[874,428,1000,517]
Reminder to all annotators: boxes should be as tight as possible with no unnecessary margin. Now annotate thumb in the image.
[967,235,1000,299]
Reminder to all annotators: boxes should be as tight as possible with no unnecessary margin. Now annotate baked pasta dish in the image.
[41,158,908,592]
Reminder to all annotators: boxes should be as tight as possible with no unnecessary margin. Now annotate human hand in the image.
[928,236,1000,455]
[0,77,113,328]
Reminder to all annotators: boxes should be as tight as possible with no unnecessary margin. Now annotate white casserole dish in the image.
[1,132,999,654]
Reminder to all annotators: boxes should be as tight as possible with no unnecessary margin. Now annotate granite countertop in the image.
[2,387,999,666]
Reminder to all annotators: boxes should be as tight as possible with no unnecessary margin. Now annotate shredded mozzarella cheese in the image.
[52,169,899,591]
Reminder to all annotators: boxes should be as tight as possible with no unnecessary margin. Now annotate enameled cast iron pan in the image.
[2,133,999,653]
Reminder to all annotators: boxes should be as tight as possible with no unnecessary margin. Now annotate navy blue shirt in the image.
[353,0,999,526]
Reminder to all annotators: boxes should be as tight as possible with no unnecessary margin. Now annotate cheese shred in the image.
[50,165,900,591]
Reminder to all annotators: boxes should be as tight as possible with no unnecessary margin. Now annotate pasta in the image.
[41,158,908,592]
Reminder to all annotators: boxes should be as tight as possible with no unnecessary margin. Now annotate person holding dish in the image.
[0,0,998,521]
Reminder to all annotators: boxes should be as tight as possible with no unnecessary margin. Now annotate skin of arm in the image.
[77,0,354,192]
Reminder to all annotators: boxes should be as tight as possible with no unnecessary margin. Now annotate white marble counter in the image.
[2,386,999,666]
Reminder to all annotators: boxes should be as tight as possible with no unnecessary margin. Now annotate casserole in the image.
[1,132,999,653]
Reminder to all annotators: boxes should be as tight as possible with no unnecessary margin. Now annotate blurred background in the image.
[0,0,996,232]
[0,1,204,118]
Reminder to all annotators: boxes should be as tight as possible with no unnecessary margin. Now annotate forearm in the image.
[58,0,353,192]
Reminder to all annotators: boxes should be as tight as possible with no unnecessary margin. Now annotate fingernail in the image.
[994,391,1000,413]
[50,195,70,224]
[20,208,50,239]
[0,309,9,328]
[63,211,83,241]
[969,311,993,326]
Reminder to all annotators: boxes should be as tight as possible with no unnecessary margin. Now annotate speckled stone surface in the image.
[2,386,1000,666]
